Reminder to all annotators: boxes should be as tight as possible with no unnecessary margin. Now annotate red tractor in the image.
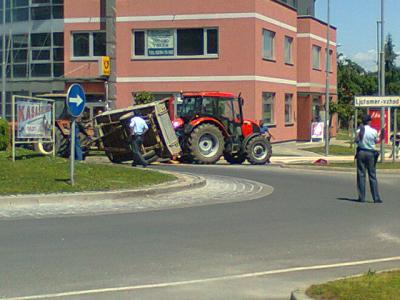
[171,92,272,165]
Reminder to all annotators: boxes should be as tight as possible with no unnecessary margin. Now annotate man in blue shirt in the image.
[355,114,383,203]
[129,115,149,167]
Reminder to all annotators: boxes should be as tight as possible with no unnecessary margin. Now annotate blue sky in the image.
[315,0,400,71]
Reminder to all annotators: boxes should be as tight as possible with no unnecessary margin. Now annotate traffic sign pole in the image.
[70,120,76,185]
[66,84,86,186]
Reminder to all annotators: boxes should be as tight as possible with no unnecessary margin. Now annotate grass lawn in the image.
[0,149,175,195]
[336,129,353,141]
[307,270,400,300]
[301,145,355,156]
[328,161,400,169]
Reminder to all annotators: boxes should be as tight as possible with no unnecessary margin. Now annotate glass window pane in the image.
[312,45,321,69]
[31,33,51,47]
[52,5,63,19]
[177,28,204,56]
[13,0,29,7]
[13,34,28,48]
[32,0,50,3]
[53,32,63,46]
[31,6,51,20]
[93,32,106,56]
[134,31,144,56]
[13,64,27,78]
[53,63,63,77]
[13,8,29,22]
[53,47,63,61]
[52,0,63,4]
[262,92,275,124]
[73,33,89,57]
[285,94,293,123]
[206,29,218,54]
[284,36,293,64]
[263,30,275,60]
[31,63,51,77]
[32,49,50,60]
[13,49,27,62]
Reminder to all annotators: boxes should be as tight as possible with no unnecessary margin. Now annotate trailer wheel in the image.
[245,136,272,165]
[223,152,246,164]
[188,123,224,164]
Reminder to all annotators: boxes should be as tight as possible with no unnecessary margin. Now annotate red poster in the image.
[368,109,389,144]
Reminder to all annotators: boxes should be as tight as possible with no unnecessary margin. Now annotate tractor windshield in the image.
[178,96,242,123]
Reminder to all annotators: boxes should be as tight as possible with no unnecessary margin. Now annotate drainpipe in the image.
[105,0,116,109]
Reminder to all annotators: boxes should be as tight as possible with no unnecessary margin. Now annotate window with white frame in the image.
[312,45,321,70]
[263,29,275,60]
[262,92,275,124]
[284,36,293,64]
[133,28,218,58]
[72,31,106,59]
[285,94,293,124]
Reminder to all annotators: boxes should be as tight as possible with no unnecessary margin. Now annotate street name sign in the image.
[66,84,86,118]
[354,96,400,107]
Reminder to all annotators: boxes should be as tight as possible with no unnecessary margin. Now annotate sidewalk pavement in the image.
[270,139,397,165]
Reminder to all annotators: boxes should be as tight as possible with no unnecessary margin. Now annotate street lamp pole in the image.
[380,0,385,162]
[1,0,6,119]
[324,0,331,156]
[377,21,381,95]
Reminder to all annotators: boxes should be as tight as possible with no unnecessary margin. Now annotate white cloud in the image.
[351,49,378,72]
[350,48,400,72]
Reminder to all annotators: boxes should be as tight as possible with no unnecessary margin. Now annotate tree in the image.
[337,54,377,129]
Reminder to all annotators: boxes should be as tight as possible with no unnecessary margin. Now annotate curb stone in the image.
[0,171,206,208]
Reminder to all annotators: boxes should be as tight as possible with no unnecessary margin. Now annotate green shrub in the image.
[0,118,9,151]
[134,91,155,105]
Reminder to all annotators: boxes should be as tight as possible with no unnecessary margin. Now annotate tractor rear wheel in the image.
[245,136,272,165]
[223,152,246,164]
[188,123,224,164]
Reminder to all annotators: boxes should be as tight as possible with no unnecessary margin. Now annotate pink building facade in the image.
[64,0,337,142]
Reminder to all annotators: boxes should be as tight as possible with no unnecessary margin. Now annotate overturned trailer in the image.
[95,101,181,163]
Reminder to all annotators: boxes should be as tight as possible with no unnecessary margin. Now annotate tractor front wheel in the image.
[188,123,224,164]
[245,136,272,165]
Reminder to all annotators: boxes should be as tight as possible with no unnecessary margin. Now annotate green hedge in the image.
[0,118,9,151]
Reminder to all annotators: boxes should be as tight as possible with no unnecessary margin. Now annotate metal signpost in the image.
[354,96,400,163]
[66,84,86,185]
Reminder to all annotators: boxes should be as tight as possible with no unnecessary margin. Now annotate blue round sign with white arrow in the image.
[66,84,86,118]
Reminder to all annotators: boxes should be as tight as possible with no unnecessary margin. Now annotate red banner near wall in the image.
[368,109,389,144]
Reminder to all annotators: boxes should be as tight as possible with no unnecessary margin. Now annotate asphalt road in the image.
[0,165,399,300]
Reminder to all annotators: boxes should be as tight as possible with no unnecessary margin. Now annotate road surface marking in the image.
[377,232,400,244]
[3,256,400,300]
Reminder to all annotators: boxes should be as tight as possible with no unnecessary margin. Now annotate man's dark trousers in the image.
[357,149,381,202]
[130,135,148,167]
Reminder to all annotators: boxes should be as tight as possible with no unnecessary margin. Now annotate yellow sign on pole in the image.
[99,56,110,77]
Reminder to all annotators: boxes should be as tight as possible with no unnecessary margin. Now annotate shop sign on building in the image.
[148,29,174,56]
[16,100,52,139]
[355,96,400,107]
[99,56,111,77]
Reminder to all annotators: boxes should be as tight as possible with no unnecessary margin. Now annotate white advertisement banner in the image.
[17,100,52,139]
[147,29,174,56]
[311,122,324,140]
[355,96,400,107]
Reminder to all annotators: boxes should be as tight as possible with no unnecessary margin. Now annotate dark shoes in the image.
[374,200,383,203]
